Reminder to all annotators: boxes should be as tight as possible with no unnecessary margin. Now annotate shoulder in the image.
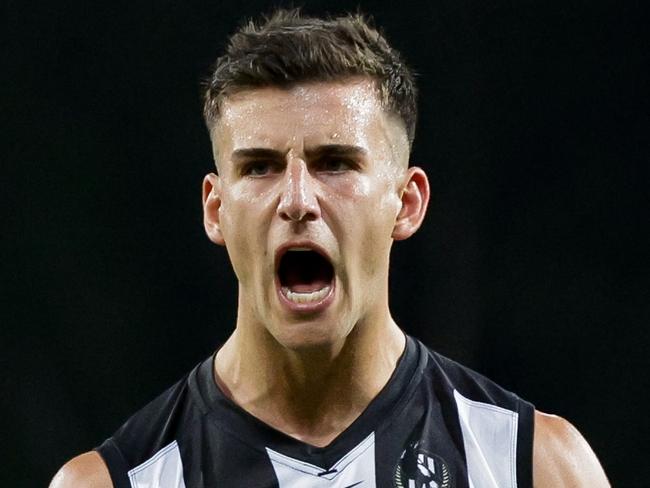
[421,343,533,413]
[533,410,610,487]
[49,451,113,488]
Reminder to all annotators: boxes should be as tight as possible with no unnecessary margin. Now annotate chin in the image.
[269,319,350,353]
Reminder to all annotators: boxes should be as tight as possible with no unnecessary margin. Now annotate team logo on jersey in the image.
[393,440,451,488]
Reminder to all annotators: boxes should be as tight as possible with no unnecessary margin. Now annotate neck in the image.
[214,313,405,447]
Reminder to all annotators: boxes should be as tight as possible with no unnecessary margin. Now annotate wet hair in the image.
[202,8,418,145]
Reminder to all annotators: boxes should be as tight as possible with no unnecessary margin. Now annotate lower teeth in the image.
[283,285,331,304]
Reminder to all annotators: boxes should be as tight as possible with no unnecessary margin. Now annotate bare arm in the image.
[533,411,609,487]
[49,451,113,488]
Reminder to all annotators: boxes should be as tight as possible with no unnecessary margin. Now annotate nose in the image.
[277,158,321,223]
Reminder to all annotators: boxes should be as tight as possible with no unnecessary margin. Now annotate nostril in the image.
[278,204,318,222]
[277,185,320,222]
[276,159,321,222]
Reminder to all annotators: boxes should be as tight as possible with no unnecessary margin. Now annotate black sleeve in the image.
[95,435,135,488]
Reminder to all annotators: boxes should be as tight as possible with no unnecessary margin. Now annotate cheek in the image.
[345,181,401,278]
[220,182,274,239]
[358,210,395,275]
[220,214,251,282]
[219,190,270,281]
[320,173,371,200]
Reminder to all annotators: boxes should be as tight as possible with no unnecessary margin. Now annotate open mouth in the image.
[277,248,334,305]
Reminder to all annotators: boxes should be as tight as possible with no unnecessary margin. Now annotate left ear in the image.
[392,166,430,241]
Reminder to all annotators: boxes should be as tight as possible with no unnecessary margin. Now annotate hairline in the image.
[206,76,412,156]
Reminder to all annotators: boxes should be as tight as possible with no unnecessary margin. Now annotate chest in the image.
[133,392,522,488]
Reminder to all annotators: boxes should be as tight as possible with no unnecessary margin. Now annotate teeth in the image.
[283,285,331,304]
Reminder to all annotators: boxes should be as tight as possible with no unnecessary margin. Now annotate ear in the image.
[202,173,226,246]
[392,166,430,241]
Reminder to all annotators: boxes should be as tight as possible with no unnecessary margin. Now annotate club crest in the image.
[393,441,451,488]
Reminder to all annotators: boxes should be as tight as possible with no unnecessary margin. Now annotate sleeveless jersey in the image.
[96,335,534,488]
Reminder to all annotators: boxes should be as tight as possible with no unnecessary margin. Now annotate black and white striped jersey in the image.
[96,335,534,488]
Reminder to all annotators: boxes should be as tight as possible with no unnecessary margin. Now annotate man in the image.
[51,9,609,488]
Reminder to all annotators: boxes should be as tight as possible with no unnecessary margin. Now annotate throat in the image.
[248,375,370,448]
[216,328,406,448]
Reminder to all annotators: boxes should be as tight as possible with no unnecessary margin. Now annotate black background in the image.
[3,0,648,486]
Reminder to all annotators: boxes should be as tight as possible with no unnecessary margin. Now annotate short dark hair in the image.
[202,9,418,145]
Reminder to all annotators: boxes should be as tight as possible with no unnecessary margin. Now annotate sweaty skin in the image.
[533,412,610,486]
[50,79,610,488]
[204,78,422,446]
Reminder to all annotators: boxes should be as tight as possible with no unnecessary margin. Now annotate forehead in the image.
[213,79,393,152]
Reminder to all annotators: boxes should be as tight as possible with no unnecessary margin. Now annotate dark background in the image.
[3,0,648,486]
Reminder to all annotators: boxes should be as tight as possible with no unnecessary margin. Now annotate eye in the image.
[242,161,279,177]
[318,158,354,173]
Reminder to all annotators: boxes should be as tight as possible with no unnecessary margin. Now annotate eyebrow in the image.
[230,144,368,161]
[231,148,284,161]
[305,144,368,159]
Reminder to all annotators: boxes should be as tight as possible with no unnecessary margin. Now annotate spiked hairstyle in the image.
[202,9,418,145]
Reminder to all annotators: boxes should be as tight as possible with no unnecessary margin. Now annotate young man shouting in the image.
[51,9,609,488]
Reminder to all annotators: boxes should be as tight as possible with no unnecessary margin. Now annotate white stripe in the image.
[454,390,519,488]
[128,440,187,488]
[266,432,376,487]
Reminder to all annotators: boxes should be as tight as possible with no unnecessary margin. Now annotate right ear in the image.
[202,173,225,246]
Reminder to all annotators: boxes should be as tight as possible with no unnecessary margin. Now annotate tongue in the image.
[284,268,331,293]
